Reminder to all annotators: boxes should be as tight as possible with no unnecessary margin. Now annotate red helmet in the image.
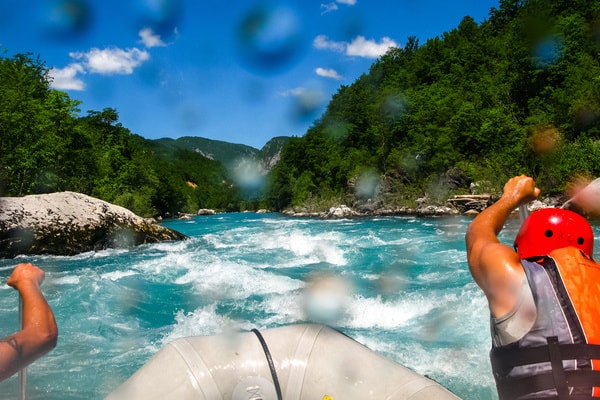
[514,208,594,258]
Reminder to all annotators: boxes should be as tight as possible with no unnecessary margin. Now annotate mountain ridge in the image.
[153,135,291,175]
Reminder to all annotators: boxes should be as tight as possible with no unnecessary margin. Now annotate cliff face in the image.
[0,192,187,258]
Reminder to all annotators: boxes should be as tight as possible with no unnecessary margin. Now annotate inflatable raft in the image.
[107,324,460,400]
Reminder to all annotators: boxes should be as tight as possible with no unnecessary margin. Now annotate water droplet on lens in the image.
[355,169,380,199]
[381,93,408,122]
[235,3,305,74]
[290,88,325,122]
[43,0,92,40]
[532,35,563,68]
[135,0,183,38]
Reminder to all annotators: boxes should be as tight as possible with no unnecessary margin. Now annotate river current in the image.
[2,212,590,399]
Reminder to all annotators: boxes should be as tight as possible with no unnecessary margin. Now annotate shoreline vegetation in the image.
[0,189,567,258]
[181,193,565,219]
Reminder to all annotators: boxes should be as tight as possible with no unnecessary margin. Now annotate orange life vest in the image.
[490,247,600,399]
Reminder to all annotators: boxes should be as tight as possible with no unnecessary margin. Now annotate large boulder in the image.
[0,192,187,258]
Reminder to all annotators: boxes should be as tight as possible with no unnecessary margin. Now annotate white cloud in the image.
[314,34,398,59]
[313,35,346,52]
[139,27,166,48]
[321,0,356,13]
[49,32,161,91]
[315,67,343,80]
[70,47,150,75]
[320,2,338,14]
[278,87,308,97]
[279,86,325,100]
[346,36,398,58]
[49,64,86,90]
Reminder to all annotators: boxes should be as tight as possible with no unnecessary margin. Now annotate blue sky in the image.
[1,0,499,149]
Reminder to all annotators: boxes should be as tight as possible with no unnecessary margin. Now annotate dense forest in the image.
[0,53,241,216]
[1,0,600,216]
[266,0,600,211]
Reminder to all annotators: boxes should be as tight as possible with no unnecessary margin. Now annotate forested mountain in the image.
[265,0,600,211]
[153,135,290,210]
[0,51,290,217]
[0,53,241,217]
[154,136,289,174]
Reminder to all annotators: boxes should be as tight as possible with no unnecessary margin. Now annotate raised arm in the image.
[465,175,540,317]
[0,263,58,381]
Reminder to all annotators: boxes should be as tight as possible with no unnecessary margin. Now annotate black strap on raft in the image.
[251,328,283,400]
[491,337,600,399]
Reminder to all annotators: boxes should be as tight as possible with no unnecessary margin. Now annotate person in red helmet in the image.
[466,175,600,399]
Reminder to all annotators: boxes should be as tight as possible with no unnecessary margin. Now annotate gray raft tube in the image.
[107,324,461,400]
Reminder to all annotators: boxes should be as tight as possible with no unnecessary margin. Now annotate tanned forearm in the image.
[0,284,57,381]
[465,176,540,316]
[20,280,59,354]
[466,196,519,250]
[466,175,539,253]
[0,264,58,381]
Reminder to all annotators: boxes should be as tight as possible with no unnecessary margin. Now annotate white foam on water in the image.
[286,230,347,265]
[101,270,138,281]
[149,238,193,253]
[343,293,435,329]
[174,260,303,300]
[51,275,81,285]
[250,228,348,266]
[160,303,243,344]
[255,291,306,325]
[0,214,502,399]
[132,250,198,280]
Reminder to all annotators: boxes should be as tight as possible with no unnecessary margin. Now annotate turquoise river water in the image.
[2,212,597,399]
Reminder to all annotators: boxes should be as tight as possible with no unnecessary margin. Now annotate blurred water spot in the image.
[41,0,92,40]
[419,306,454,342]
[134,0,183,39]
[529,125,561,154]
[565,173,593,201]
[303,273,353,325]
[336,12,364,41]
[375,265,408,298]
[381,93,408,123]
[354,169,380,199]
[233,158,266,191]
[531,35,563,68]
[574,106,600,129]
[235,2,306,74]
[324,118,351,142]
[176,102,204,131]
[240,78,269,104]
[290,87,325,123]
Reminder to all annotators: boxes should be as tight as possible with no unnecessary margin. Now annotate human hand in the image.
[502,175,540,206]
[7,263,45,291]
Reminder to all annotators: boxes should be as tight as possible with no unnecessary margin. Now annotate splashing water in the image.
[3,213,597,399]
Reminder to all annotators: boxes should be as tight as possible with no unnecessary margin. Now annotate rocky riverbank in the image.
[281,196,563,219]
[0,192,187,258]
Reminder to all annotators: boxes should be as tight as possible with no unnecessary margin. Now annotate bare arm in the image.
[0,263,58,381]
[465,175,540,317]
